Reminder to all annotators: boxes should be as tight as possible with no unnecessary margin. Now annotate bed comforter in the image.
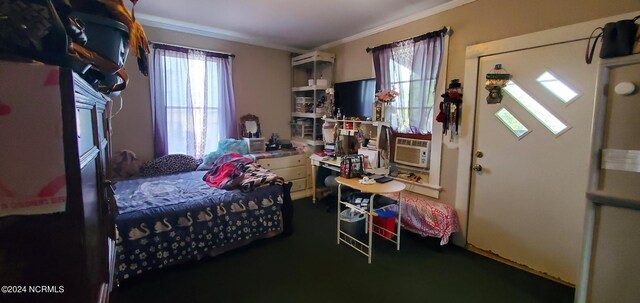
[114,170,286,282]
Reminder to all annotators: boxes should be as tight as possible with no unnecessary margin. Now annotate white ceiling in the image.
[134,0,471,52]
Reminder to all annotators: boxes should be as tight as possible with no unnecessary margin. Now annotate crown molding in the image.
[136,0,475,53]
[136,13,309,54]
[315,0,475,50]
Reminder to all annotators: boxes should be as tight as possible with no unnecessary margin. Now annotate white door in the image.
[468,40,598,284]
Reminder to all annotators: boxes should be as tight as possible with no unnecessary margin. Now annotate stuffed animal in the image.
[112,149,143,179]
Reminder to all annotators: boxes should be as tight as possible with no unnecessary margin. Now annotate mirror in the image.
[240,114,261,138]
[245,121,258,134]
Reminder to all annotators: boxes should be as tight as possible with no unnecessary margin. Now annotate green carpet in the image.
[110,197,574,303]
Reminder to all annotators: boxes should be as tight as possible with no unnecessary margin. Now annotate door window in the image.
[503,80,570,136]
[495,107,531,139]
[536,71,580,104]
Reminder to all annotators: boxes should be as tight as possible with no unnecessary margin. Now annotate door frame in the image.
[454,11,640,245]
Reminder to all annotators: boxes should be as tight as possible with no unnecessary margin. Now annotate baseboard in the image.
[465,244,575,287]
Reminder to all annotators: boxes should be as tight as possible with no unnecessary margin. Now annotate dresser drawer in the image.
[271,166,306,181]
[257,154,306,170]
[290,178,307,192]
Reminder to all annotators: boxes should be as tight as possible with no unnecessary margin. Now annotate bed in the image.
[113,170,292,283]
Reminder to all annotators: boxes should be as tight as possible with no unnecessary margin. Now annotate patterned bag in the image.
[340,154,364,179]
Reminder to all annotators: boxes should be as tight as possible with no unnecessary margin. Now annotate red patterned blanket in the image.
[384,192,460,245]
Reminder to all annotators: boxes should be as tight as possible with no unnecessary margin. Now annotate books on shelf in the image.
[323,143,336,158]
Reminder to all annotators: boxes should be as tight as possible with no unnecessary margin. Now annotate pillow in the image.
[140,154,199,177]
[197,139,249,170]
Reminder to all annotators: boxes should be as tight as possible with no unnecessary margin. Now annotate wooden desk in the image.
[335,177,405,263]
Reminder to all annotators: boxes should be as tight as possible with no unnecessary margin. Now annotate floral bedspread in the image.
[114,171,284,282]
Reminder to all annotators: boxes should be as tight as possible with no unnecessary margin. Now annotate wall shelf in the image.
[292,85,330,92]
[292,112,324,118]
[291,51,334,149]
[291,51,334,67]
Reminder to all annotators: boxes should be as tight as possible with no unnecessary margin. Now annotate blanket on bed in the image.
[203,153,284,192]
[114,171,285,282]
[241,162,284,192]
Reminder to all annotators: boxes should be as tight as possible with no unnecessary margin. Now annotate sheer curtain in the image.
[150,44,237,159]
[372,29,445,134]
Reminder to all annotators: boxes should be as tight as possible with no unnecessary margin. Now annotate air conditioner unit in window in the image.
[394,137,430,169]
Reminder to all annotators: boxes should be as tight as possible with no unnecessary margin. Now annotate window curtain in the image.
[150,44,237,159]
[372,29,445,134]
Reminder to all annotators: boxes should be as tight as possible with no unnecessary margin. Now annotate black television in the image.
[334,78,376,119]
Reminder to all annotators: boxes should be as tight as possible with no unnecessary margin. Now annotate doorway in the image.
[456,11,640,285]
[468,40,596,284]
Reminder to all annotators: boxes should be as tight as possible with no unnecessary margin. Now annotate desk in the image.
[335,177,405,263]
[310,158,340,203]
[310,158,388,203]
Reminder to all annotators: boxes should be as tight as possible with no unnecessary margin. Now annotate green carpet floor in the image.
[110,197,574,303]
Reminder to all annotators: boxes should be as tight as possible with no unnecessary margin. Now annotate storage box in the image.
[296,97,312,103]
[295,97,313,113]
[316,79,328,87]
[373,209,397,239]
[243,137,265,153]
[69,12,130,93]
[340,209,366,240]
[307,79,329,87]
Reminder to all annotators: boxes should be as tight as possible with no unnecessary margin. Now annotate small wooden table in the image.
[335,177,405,263]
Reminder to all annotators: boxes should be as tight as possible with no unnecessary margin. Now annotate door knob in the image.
[472,164,483,172]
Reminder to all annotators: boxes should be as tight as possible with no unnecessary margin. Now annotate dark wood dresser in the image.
[0,61,116,303]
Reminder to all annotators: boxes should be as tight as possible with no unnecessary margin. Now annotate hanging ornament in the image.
[485,64,511,104]
[437,79,463,141]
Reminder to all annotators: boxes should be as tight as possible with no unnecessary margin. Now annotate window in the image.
[495,107,531,139]
[388,59,438,132]
[369,29,447,197]
[503,80,570,136]
[536,71,580,104]
[150,44,237,159]
[372,30,445,134]
[165,53,220,157]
